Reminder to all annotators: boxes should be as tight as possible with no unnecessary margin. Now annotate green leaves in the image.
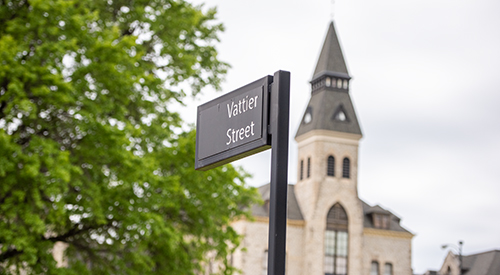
[0,0,253,274]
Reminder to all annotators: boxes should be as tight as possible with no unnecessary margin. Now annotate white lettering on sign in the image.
[224,94,259,145]
[196,85,264,161]
[226,95,259,118]
[226,121,255,145]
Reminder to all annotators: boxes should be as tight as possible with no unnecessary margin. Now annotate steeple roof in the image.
[312,21,349,80]
[296,21,362,138]
[295,89,362,137]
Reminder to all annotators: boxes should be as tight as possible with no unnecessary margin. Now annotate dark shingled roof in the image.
[461,250,500,275]
[250,184,304,221]
[296,21,362,138]
[362,201,411,233]
[313,22,349,79]
[251,184,411,234]
[295,89,362,137]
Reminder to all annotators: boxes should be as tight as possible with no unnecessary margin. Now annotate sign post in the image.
[267,71,290,275]
[195,70,290,275]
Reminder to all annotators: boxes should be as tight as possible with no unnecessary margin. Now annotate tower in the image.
[231,21,413,275]
[294,21,365,275]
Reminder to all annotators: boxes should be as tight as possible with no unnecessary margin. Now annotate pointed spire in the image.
[312,21,349,80]
[295,22,361,138]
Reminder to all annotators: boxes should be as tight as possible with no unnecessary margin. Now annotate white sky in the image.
[182,0,500,273]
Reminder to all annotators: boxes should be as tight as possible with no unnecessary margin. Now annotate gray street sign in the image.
[195,75,271,170]
[195,70,290,275]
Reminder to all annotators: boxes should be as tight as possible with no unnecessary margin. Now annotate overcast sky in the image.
[181,0,500,273]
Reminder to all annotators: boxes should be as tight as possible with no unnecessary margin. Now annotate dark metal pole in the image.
[267,70,290,275]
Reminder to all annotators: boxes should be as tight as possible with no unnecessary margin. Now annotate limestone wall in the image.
[232,219,305,275]
[362,228,413,275]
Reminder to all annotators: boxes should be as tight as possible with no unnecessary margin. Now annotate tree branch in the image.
[46,224,93,243]
[0,247,22,262]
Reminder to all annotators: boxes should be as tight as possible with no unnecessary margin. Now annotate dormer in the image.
[367,205,392,229]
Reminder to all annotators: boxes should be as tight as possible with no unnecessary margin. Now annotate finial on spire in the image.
[330,0,335,20]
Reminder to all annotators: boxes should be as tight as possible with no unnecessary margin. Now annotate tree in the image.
[0,0,259,274]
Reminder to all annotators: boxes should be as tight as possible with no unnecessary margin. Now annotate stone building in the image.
[230,21,414,275]
[435,250,500,275]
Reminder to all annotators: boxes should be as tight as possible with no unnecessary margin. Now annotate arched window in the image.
[324,204,348,275]
[300,160,304,181]
[327,156,335,176]
[370,261,379,275]
[383,263,393,275]
[342,158,350,179]
[307,157,311,178]
[262,250,268,275]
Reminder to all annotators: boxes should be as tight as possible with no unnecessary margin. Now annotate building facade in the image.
[435,250,500,275]
[231,22,414,275]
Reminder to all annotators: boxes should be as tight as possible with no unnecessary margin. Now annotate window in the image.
[300,160,304,180]
[337,79,342,88]
[342,158,350,178]
[325,204,348,275]
[307,157,311,178]
[326,77,331,87]
[303,107,312,124]
[333,106,348,123]
[383,263,393,275]
[262,250,268,275]
[370,261,379,275]
[343,80,348,89]
[373,214,390,229]
[335,111,346,121]
[327,156,335,176]
[304,112,312,124]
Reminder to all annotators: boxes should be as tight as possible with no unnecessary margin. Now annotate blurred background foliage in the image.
[0,0,259,274]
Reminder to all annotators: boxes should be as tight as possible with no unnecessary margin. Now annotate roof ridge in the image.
[465,249,500,257]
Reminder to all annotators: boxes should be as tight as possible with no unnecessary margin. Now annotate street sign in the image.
[195,75,271,171]
[195,71,290,275]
